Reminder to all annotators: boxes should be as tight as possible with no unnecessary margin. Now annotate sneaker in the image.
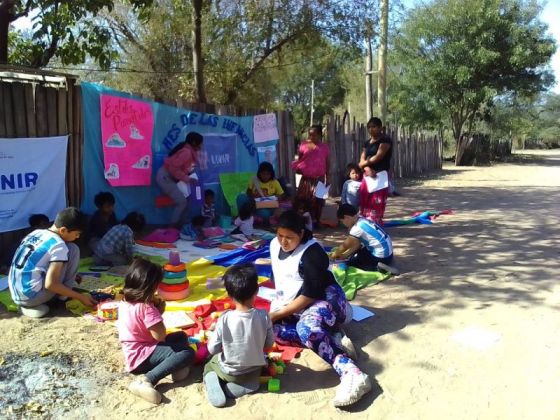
[20,304,50,318]
[171,366,190,382]
[128,378,162,404]
[377,262,400,276]
[333,329,357,360]
[332,372,372,407]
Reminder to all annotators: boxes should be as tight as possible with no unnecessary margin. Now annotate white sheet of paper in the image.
[257,286,277,302]
[314,181,330,199]
[364,170,389,193]
[351,304,375,322]
[0,275,8,291]
[295,173,302,188]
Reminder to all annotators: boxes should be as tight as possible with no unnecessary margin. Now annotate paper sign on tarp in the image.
[100,94,154,186]
[0,136,68,233]
[253,113,279,143]
[257,145,278,173]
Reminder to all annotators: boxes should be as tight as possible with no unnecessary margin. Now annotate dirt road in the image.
[1,150,559,419]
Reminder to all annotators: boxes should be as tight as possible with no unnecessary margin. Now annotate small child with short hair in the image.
[88,191,118,250]
[93,211,145,266]
[8,207,97,318]
[203,264,274,407]
[202,189,216,227]
[118,258,194,405]
[341,164,362,209]
[231,202,255,238]
[332,204,399,274]
[292,197,313,232]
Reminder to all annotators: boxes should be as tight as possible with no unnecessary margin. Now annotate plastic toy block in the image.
[259,376,272,384]
[268,351,282,361]
[275,365,284,375]
[268,365,277,376]
[224,303,231,309]
[189,343,198,352]
[268,378,280,392]
[276,360,286,369]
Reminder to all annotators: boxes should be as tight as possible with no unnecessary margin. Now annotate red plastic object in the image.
[155,195,174,207]
[158,280,189,293]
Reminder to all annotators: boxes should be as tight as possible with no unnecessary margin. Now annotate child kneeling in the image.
[204,264,274,407]
[118,258,194,404]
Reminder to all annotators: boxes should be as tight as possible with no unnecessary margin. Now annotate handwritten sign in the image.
[100,95,154,186]
[253,113,279,143]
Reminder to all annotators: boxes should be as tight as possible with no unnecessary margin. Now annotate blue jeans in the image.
[236,193,274,219]
[132,332,195,384]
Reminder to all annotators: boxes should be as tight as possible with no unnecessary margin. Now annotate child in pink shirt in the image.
[118,258,194,404]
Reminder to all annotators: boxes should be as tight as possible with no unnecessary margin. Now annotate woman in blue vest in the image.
[269,210,371,407]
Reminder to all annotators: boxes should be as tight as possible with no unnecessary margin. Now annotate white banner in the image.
[0,136,68,233]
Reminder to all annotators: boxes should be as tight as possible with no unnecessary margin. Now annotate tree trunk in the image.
[365,37,373,121]
[0,1,14,64]
[191,0,206,103]
[377,0,389,123]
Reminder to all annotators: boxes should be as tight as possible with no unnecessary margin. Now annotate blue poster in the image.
[80,82,276,223]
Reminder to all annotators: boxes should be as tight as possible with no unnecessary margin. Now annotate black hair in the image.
[223,263,259,303]
[28,214,49,229]
[309,124,323,138]
[205,189,215,198]
[367,117,383,128]
[121,212,146,232]
[168,131,204,157]
[277,210,312,242]
[337,203,359,219]
[54,207,88,232]
[238,202,255,221]
[346,163,362,178]
[123,257,163,303]
[191,215,205,227]
[94,191,115,208]
[257,161,275,181]
[292,196,310,213]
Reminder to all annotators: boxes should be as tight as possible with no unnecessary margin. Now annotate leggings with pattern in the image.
[273,284,360,377]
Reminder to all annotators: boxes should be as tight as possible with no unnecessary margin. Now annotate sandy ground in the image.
[1,149,559,420]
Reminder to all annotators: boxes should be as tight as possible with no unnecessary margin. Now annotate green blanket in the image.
[333,265,391,300]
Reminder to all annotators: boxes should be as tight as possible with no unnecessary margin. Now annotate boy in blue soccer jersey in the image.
[8,207,97,318]
[330,204,399,274]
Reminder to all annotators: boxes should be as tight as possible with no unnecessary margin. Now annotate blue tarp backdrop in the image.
[80,82,277,224]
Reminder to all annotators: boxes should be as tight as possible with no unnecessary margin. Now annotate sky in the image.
[11,1,560,93]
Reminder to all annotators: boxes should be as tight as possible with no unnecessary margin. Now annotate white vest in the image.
[269,237,317,313]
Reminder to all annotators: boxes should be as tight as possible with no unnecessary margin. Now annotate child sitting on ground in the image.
[330,204,399,274]
[231,202,255,239]
[93,212,145,266]
[118,258,194,405]
[292,197,313,232]
[88,191,118,250]
[202,189,217,227]
[341,164,362,210]
[203,264,274,407]
[8,207,97,318]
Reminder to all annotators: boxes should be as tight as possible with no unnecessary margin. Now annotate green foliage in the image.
[392,0,556,141]
[6,0,153,68]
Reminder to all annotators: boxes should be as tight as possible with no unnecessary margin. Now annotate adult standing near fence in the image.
[156,132,204,228]
[358,117,392,224]
[291,125,330,228]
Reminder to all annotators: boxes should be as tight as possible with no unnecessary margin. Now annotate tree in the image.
[394,0,556,161]
[0,0,152,68]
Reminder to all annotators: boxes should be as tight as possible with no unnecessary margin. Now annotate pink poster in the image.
[100,94,154,186]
